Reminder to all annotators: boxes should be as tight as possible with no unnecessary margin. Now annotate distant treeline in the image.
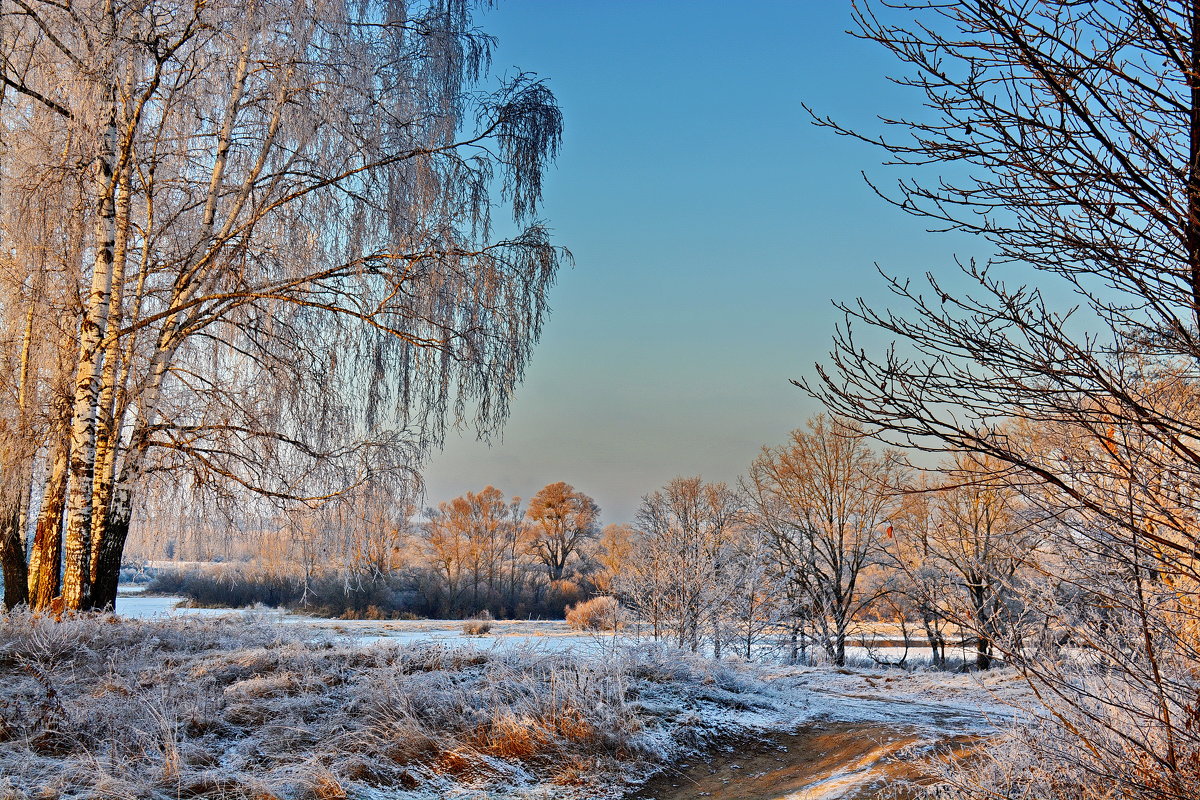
[148,565,592,620]
[141,481,604,619]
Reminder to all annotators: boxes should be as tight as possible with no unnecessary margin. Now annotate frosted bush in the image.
[463,610,493,635]
[565,596,625,631]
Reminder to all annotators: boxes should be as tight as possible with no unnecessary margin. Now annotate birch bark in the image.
[61,87,118,610]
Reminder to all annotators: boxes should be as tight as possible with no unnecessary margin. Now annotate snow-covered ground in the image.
[0,612,822,799]
[113,588,976,666]
[115,591,251,619]
[91,590,1030,799]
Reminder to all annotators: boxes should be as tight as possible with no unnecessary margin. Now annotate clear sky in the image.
[423,1,980,523]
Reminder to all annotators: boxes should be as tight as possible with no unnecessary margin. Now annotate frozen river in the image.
[116,590,250,619]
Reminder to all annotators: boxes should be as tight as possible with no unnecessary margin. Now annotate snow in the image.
[114,585,638,653]
[768,664,1027,733]
[80,591,1032,799]
[115,592,253,618]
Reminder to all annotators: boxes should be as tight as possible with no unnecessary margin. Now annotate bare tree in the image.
[891,454,1045,669]
[745,416,902,666]
[804,1,1200,795]
[722,522,787,661]
[621,477,742,653]
[592,523,636,595]
[526,482,599,583]
[889,478,954,668]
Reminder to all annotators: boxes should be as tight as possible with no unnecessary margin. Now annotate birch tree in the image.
[0,0,565,611]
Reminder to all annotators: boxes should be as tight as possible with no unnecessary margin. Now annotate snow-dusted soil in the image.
[631,665,1025,800]
[635,722,974,800]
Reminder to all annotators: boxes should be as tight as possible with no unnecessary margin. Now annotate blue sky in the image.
[423,1,982,522]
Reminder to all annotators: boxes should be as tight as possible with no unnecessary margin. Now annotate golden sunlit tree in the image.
[526,482,599,583]
[745,416,902,666]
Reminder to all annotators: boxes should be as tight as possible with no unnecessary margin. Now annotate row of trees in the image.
[422,481,599,616]
[608,418,1042,670]
[131,479,604,619]
[129,416,1042,666]
[0,0,564,611]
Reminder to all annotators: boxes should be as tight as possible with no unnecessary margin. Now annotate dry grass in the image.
[0,610,784,799]
[565,596,625,631]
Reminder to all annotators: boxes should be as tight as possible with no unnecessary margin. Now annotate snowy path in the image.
[631,667,1025,800]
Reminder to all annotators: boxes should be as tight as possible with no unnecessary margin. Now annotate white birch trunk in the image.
[61,97,119,610]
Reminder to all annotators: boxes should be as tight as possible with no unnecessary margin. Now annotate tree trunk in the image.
[0,499,28,609]
[1187,0,1200,330]
[89,163,134,597]
[970,582,994,670]
[61,0,120,612]
[975,635,993,670]
[27,446,68,610]
[922,612,946,670]
[62,168,118,609]
[88,487,132,611]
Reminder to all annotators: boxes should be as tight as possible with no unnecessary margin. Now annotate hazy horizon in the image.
[423,1,980,522]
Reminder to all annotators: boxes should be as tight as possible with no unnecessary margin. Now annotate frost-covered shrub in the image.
[463,611,493,635]
[565,596,625,631]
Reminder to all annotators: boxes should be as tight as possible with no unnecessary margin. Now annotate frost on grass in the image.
[0,612,795,799]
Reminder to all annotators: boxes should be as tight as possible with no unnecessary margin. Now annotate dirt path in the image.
[630,722,976,800]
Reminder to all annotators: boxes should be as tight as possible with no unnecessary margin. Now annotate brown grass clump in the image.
[463,610,493,635]
[551,707,596,742]
[551,755,596,786]
[434,748,474,775]
[565,596,625,631]
[305,773,347,800]
[477,713,549,759]
[462,619,492,635]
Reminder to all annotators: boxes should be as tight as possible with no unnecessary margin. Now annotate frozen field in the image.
[1,596,1030,800]
[114,588,978,667]
[115,588,623,652]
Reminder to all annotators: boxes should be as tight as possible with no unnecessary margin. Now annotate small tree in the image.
[622,477,742,654]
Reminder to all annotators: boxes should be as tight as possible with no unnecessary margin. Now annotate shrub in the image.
[565,596,624,631]
[463,611,493,635]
